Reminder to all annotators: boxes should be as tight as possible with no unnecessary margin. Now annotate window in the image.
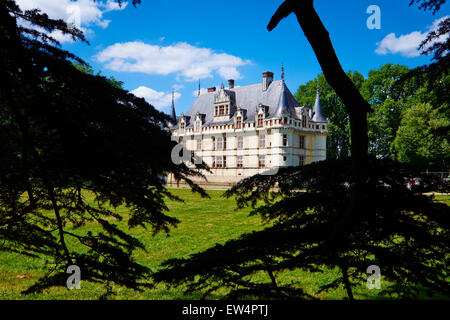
[196,139,202,151]
[225,105,228,115]
[283,156,287,162]
[214,106,218,117]
[219,105,224,116]
[258,155,265,168]
[257,114,264,127]
[283,134,288,146]
[316,125,319,129]
[216,137,223,150]
[214,156,226,168]
[302,115,307,128]
[216,156,223,168]
[259,134,265,148]
[236,116,242,129]
[299,136,305,149]
[212,137,216,151]
[237,156,243,168]
[299,155,305,166]
[195,120,201,132]
[237,136,243,149]
[223,136,227,150]
[180,122,185,130]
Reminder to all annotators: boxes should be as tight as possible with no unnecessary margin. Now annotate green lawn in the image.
[0,189,448,300]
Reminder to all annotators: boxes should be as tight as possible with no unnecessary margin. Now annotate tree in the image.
[0,0,205,295]
[72,61,124,89]
[295,63,446,164]
[394,103,449,170]
[295,71,364,160]
[266,1,378,247]
[403,1,449,96]
[362,64,421,158]
[152,0,449,300]
[154,158,449,299]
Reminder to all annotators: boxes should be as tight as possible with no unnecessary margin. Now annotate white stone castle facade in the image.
[168,71,328,184]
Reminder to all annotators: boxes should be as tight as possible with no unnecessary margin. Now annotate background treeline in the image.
[295,64,449,172]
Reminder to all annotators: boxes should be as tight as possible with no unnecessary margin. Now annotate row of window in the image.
[212,155,263,168]
[182,117,325,132]
[194,135,305,151]
[211,155,305,168]
[214,104,229,117]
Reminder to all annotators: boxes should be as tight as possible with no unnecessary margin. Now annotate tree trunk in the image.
[268,1,371,238]
[340,264,355,301]
[46,183,73,265]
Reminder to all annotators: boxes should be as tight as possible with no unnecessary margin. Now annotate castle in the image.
[168,70,328,185]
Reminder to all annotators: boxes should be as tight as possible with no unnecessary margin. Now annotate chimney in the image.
[228,79,235,89]
[262,71,273,91]
[207,86,216,93]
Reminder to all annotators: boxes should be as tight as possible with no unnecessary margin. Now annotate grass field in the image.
[0,189,448,300]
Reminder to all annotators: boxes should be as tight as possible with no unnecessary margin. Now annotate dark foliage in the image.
[403,1,449,92]
[409,0,446,13]
[154,158,449,299]
[0,0,206,295]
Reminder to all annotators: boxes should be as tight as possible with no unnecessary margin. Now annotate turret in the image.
[311,83,326,123]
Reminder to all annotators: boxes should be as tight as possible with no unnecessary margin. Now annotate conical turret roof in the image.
[311,84,326,123]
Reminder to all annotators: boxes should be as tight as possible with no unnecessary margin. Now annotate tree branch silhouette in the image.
[268,0,373,242]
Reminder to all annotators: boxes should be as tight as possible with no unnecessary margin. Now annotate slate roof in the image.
[180,80,301,128]
[311,87,327,123]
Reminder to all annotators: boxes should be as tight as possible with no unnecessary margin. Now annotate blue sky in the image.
[17,0,449,116]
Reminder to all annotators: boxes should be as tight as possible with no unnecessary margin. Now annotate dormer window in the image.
[302,115,307,128]
[214,85,233,120]
[236,116,242,129]
[257,114,264,127]
[195,119,201,132]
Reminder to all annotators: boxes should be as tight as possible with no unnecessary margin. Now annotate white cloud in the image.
[172,84,184,91]
[131,86,180,111]
[376,16,449,57]
[16,0,126,42]
[375,32,425,57]
[218,66,241,80]
[96,41,250,81]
